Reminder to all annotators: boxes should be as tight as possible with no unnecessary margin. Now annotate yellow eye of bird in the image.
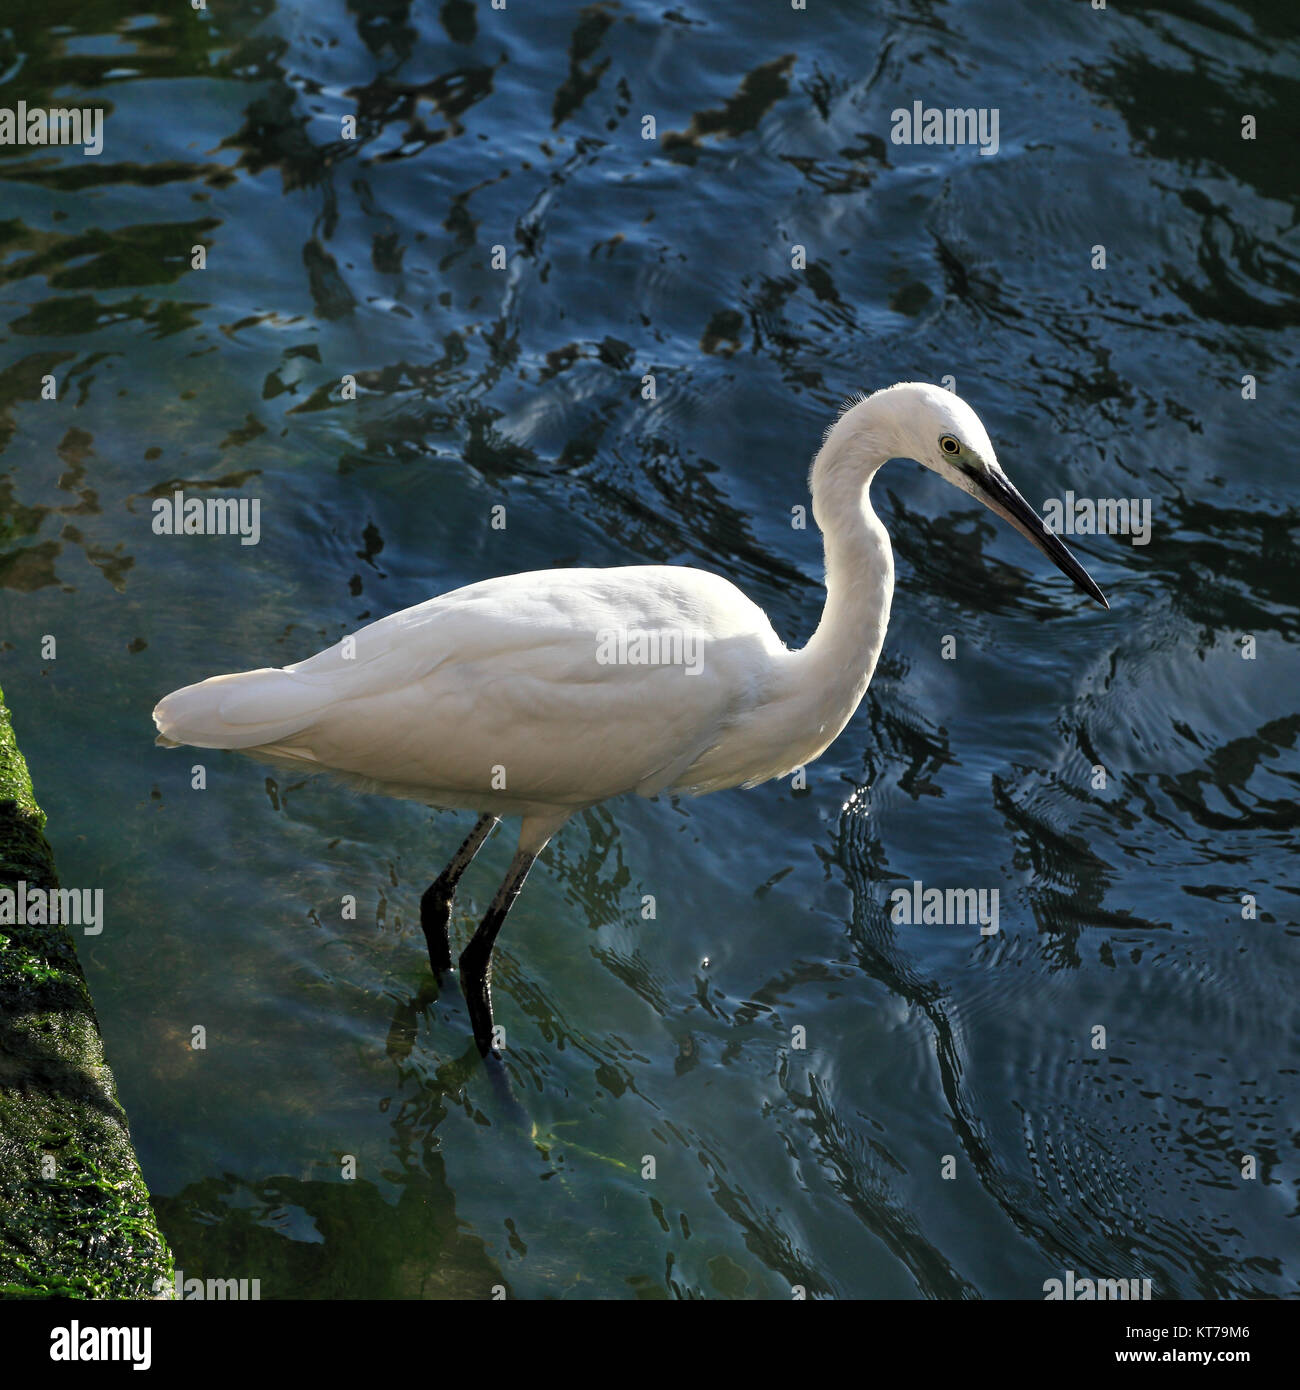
[939,435,960,455]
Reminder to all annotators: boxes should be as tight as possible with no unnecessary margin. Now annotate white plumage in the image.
[157,566,791,814]
[154,382,1106,1054]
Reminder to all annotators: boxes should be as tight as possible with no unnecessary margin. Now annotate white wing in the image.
[154,566,788,808]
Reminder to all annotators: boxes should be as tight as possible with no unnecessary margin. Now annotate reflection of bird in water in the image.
[155,383,1107,1057]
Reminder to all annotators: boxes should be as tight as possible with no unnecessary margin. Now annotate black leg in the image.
[420,814,497,974]
[459,847,537,1057]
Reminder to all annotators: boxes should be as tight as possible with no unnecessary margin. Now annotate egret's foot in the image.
[456,840,536,1058]
[420,881,455,975]
[459,945,499,1057]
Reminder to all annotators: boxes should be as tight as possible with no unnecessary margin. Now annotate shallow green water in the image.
[0,0,1297,1298]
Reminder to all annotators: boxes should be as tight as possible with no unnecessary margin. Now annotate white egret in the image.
[154,382,1107,1054]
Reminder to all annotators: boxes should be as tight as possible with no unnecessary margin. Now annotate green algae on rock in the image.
[0,683,172,1299]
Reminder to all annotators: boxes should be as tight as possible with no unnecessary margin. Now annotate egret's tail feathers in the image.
[152,668,329,750]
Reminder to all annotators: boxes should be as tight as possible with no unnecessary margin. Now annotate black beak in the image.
[973,467,1109,609]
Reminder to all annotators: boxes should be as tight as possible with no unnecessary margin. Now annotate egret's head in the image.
[839,382,1109,609]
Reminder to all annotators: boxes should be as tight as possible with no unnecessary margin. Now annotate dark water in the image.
[1,0,1297,1299]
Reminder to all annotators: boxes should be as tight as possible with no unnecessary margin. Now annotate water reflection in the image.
[1,0,1296,1299]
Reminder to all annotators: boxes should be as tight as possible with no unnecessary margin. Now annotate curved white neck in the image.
[686,414,897,790]
[797,418,895,689]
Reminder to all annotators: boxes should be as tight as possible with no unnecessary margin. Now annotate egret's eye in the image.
[939,435,961,456]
